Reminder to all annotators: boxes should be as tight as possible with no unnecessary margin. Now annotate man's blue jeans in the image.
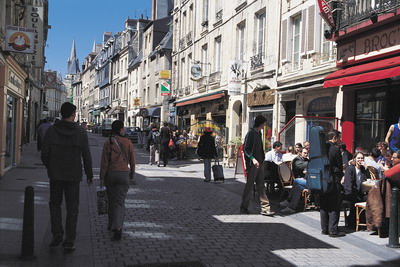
[203,158,212,181]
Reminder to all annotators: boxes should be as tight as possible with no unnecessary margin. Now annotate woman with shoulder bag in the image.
[197,127,218,182]
[100,120,136,241]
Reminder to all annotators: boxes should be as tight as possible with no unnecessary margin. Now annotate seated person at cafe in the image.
[343,152,368,229]
[264,141,283,184]
[280,148,309,213]
[364,148,383,179]
[282,145,297,162]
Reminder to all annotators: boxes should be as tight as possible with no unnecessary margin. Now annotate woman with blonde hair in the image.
[100,120,136,241]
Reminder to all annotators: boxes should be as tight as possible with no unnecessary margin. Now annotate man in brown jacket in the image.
[41,102,93,253]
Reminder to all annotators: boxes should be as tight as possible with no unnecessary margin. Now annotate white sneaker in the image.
[280,207,295,214]
[279,200,290,207]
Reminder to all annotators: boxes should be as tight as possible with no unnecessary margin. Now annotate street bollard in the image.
[20,186,36,259]
[387,187,400,248]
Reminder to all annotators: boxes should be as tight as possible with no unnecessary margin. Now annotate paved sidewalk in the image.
[1,133,400,266]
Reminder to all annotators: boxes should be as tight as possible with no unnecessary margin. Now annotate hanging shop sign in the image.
[27,3,44,67]
[161,80,171,96]
[228,60,242,95]
[159,70,171,79]
[317,0,335,29]
[190,64,202,81]
[133,97,140,107]
[5,26,35,53]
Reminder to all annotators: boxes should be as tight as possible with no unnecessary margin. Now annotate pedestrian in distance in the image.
[100,120,136,241]
[240,115,274,216]
[196,127,218,182]
[385,117,400,152]
[41,102,93,253]
[320,130,345,237]
[160,122,171,167]
[148,124,161,166]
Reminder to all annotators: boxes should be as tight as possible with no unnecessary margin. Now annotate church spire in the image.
[92,39,96,53]
[67,39,80,75]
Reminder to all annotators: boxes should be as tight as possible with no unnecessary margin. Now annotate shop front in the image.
[247,90,274,151]
[175,90,227,133]
[0,54,27,177]
[324,20,400,153]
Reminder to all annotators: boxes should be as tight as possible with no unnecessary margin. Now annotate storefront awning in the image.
[148,107,161,117]
[324,56,400,88]
[175,91,225,107]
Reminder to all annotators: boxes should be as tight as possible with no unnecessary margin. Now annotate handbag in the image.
[96,186,108,215]
[212,158,225,182]
[168,138,175,148]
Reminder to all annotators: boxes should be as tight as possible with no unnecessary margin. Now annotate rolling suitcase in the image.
[306,126,334,194]
[212,158,225,183]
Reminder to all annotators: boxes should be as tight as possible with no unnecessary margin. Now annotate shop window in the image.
[355,89,386,153]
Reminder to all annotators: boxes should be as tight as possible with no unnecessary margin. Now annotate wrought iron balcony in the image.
[186,31,193,46]
[339,0,400,29]
[179,38,185,50]
[185,85,191,95]
[216,10,223,21]
[209,71,221,84]
[250,53,264,71]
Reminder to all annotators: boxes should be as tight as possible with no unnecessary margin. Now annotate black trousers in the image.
[160,143,169,166]
[319,183,342,233]
[49,180,80,243]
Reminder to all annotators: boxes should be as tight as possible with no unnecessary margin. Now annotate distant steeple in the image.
[67,39,80,75]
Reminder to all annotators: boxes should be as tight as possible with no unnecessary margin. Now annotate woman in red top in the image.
[100,120,136,241]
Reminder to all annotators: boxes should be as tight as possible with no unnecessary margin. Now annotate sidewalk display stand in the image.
[234,144,247,178]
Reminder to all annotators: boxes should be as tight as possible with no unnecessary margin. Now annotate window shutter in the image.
[301,9,307,54]
[281,19,287,61]
[307,5,315,52]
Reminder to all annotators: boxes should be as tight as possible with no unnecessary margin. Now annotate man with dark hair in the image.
[320,130,345,237]
[364,148,383,178]
[339,143,352,166]
[240,115,274,216]
[41,102,93,253]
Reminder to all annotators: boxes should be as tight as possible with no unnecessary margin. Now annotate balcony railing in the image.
[186,31,193,46]
[209,71,221,84]
[312,48,337,67]
[250,52,264,71]
[185,85,191,95]
[216,10,223,21]
[339,0,400,29]
[179,38,185,50]
[178,88,184,96]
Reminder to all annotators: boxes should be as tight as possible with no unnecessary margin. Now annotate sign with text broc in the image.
[337,24,400,66]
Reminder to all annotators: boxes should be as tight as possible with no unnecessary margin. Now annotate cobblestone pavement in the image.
[1,132,400,266]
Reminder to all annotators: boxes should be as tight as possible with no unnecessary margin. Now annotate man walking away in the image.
[240,115,274,216]
[160,122,171,167]
[41,102,93,253]
[320,130,345,237]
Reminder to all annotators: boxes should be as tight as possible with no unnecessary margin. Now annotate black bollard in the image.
[387,187,400,248]
[20,186,36,259]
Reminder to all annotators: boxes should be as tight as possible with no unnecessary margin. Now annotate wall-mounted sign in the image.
[190,64,202,81]
[317,0,335,29]
[228,60,242,95]
[247,90,274,107]
[159,70,171,79]
[161,80,171,96]
[5,25,35,53]
[337,24,400,65]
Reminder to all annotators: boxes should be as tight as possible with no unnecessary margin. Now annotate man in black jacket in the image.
[41,102,93,253]
[240,115,274,216]
[320,130,345,237]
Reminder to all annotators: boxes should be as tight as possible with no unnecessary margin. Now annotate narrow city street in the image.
[0,133,399,266]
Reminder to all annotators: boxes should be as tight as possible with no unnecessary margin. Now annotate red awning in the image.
[324,56,400,88]
[176,92,225,107]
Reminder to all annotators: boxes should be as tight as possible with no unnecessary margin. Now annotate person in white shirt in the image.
[363,148,383,179]
[265,142,283,165]
[282,145,297,162]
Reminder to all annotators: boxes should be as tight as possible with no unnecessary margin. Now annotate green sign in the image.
[160,80,170,96]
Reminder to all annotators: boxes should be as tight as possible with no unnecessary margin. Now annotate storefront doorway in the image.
[249,107,273,151]
[5,95,17,170]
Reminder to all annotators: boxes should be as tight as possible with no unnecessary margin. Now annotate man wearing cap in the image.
[197,127,218,182]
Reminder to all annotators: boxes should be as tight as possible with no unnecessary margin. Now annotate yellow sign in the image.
[133,97,140,107]
[159,70,171,79]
